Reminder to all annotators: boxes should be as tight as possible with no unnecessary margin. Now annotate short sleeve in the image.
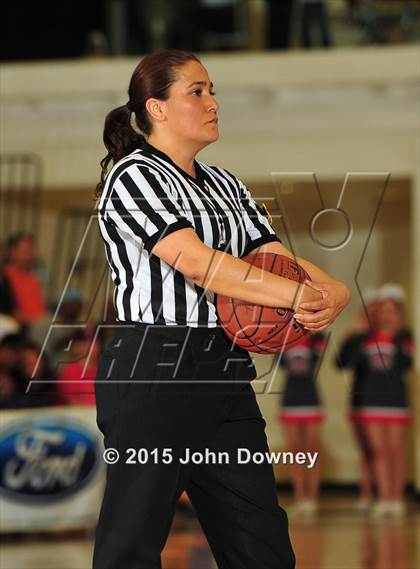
[236,177,282,257]
[103,164,194,254]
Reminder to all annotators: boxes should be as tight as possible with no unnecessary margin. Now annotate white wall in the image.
[1,46,418,185]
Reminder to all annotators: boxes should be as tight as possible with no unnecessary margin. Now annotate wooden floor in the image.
[1,495,419,569]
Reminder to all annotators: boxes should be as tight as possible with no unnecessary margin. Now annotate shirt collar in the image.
[141,140,205,189]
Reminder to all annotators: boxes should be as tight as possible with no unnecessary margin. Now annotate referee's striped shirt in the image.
[97,140,281,328]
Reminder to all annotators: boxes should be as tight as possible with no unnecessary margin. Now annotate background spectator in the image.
[0,238,21,339]
[2,232,49,330]
[18,340,58,407]
[0,334,57,408]
[0,334,24,408]
[56,329,101,405]
[0,240,16,315]
[29,287,85,373]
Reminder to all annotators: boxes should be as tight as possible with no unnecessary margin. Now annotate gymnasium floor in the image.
[1,494,419,569]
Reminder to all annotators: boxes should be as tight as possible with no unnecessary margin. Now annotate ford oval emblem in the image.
[0,416,101,503]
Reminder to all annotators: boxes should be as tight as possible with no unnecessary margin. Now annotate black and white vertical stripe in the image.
[97,142,281,327]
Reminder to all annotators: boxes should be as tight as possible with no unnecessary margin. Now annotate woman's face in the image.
[153,60,219,146]
[376,299,403,333]
[10,237,35,268]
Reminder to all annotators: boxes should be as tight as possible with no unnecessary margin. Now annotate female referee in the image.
[93,49,350,569]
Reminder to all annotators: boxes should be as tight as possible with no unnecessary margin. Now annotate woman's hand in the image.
[294,280,351,332]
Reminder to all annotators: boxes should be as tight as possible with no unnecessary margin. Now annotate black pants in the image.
[93,324,295,569]
[301,2,332,48]
[266,0,294,49]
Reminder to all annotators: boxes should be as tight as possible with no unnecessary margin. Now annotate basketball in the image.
[216,253,311,354]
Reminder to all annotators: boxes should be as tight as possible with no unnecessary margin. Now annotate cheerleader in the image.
[338,285,413,518]
[277,333,327,516]
[336,288,380,511]
[365,284,412,518]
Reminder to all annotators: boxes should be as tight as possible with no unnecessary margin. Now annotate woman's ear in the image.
[145,98,166,123]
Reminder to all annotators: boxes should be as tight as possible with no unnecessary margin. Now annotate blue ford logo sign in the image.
[0,416,101,503]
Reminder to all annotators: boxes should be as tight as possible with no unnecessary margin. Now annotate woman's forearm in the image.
[227,240,349,311]
[192,249,322,309]
[296,256,338,286]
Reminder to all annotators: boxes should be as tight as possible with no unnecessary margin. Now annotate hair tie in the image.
[129,112,145,136]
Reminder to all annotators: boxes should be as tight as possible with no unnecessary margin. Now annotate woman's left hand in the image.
[294,280,351,332]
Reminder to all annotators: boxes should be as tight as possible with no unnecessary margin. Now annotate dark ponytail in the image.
[95,49,201,200]
[95,105,145,199]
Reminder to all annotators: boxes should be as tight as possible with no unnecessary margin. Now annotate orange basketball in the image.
[216,253,311,354]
